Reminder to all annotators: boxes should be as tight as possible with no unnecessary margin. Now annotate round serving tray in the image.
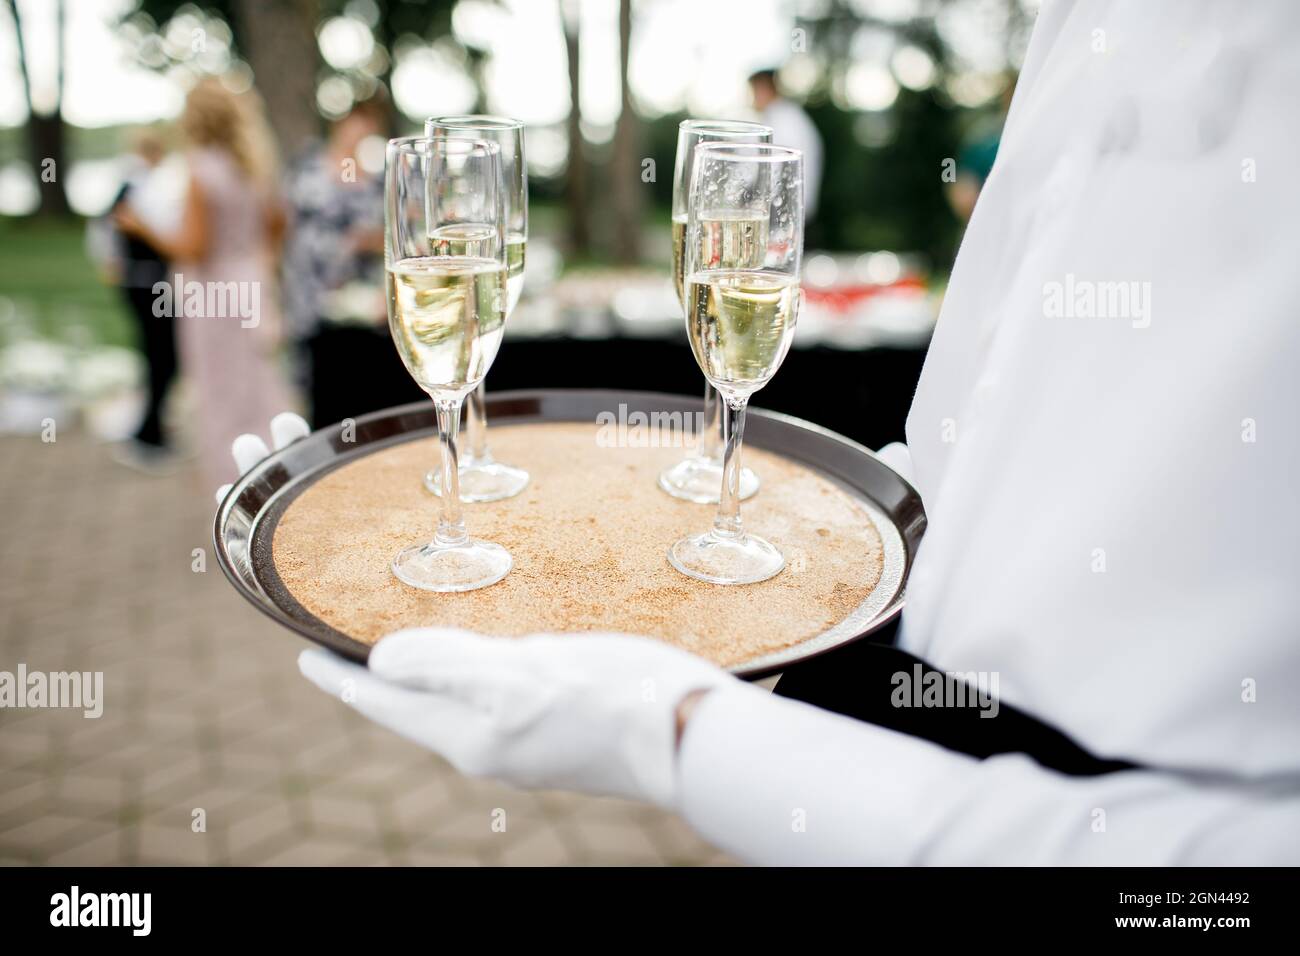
[214,389,926,679]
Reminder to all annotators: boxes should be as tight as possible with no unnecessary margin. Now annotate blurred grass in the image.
[0,205,668,352]
[0,217,134,349]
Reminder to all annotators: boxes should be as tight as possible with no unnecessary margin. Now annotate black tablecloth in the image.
[308,328,927,453]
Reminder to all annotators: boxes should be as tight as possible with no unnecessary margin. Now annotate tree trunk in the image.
[560,1,590,256]
[29,114,70,217]
[234,0,322,161]
[6,0,70,217]
[609,0,641,263]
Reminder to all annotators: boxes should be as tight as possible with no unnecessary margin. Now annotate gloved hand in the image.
[219,413,738,808]
[874,441,914,484]
[214,411,312,503]
[299,628,733,806]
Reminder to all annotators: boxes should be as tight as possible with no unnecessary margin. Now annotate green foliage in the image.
[808,89,963,266]
[131,0,460,64]
[56,1,998,271]
[594,98,965,266]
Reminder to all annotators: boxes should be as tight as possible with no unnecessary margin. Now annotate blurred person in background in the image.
[104,129,183,468]
[282,90,422,428]
[115,77,293,486]
[749,68,823,220]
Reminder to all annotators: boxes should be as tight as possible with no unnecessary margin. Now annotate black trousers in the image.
[122,284,177,448]
[773,618,1136,777]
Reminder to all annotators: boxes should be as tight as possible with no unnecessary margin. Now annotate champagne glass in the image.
[669,143,803,585]
[659,119,772,504]
[385,136,512,591]
[422,115,530,503]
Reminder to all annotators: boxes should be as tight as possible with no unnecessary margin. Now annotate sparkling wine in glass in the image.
[659,119,772,505]
[669,143,803,585]
[385,135,512,591]
[421,115,530,503]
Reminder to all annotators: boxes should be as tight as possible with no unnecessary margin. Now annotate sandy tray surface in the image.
[272,422,884,668]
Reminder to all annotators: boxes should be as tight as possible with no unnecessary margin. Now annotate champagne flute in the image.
[421,115,530,503]
[385,136,512,591]
[658,119,772,504]
[668,143,803,585]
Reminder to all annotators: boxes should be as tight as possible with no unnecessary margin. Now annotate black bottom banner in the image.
[0,866,1287,943]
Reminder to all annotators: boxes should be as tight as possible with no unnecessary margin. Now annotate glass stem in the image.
[712,396,747,539]
[700,383,722,462]
[465,381,488,463]
[434,397,468,546]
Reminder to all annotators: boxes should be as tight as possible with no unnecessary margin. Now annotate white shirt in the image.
[124,155,186,236]
[761,98,823,219]
[678,0,1300,864]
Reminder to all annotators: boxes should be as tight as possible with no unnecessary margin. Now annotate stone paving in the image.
[0,432,732,866]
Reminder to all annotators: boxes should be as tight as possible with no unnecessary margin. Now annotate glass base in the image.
[667,530,784,585]
[424,457,530,503]
[391,537,512,592]
[657,455,759,504]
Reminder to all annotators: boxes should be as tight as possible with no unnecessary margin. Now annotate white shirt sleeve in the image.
[677,683,1299,866]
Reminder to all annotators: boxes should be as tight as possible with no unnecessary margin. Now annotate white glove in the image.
[298,628,735,807]
[219,412,738,808]
[874,441,914,484]
[214,411,312,503]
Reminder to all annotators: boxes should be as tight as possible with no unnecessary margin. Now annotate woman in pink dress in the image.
[117,78,293,486]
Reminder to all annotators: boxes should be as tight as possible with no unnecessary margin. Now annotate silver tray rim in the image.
[213,388,927,680]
